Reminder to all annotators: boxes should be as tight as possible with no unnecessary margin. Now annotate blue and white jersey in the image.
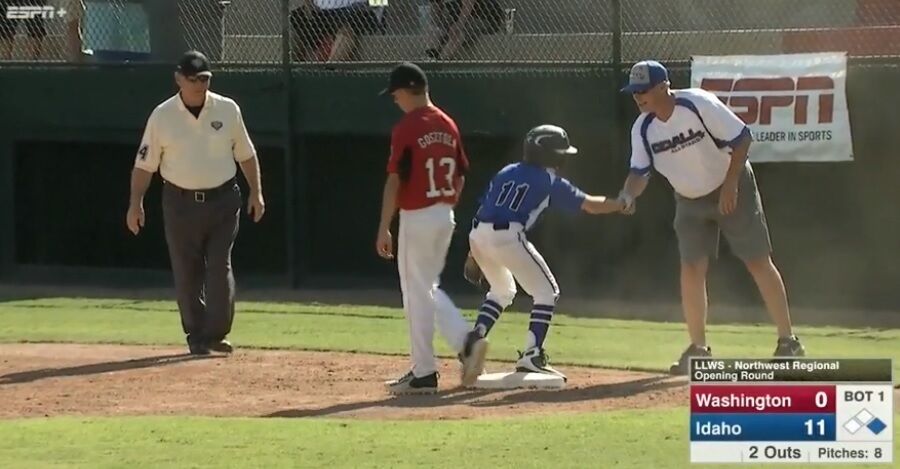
[630,88,750,198]
[475,162,586,231]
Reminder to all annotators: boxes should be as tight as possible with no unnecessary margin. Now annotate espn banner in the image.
[691,53,853,163]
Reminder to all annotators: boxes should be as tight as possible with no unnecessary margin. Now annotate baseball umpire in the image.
[126,50,265,355]
[616,60,805,375]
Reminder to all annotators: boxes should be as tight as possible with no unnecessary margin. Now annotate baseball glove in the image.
[464,253,490,291]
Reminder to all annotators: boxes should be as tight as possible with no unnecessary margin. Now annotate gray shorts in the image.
[673,163,772,263]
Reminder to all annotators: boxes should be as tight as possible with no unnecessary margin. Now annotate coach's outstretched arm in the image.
[376,173,401,259]
[617,171,650,215]
[581,195,625,215]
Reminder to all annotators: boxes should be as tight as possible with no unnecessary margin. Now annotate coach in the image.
[616,60,805,375]
[125,50,265,355]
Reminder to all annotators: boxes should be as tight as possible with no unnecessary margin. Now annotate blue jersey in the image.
[475,163,586,230]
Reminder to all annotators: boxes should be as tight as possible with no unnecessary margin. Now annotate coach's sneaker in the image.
[459,330,489,387]
[516,347,567,382]
[669,344,712,376]
[385,371,439,395]
[773,335,805,357]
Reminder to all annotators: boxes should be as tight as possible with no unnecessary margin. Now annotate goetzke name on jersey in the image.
[417,131,458,149]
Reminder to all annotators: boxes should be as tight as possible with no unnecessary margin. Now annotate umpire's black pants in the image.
[162,179,241,345]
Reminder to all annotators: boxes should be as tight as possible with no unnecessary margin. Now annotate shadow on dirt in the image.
[0,353,220,386]
[264,375,684,418]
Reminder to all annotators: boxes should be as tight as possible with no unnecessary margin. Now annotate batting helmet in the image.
[522,125,578,169]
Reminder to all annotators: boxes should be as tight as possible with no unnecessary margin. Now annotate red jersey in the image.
[387,105,470,210]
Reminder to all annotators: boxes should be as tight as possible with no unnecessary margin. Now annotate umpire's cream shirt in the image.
[134,92,256,190]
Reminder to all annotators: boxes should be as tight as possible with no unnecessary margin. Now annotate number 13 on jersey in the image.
[425,156,457,198]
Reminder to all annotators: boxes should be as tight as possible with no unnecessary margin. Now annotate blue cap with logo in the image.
[620,60,668,93]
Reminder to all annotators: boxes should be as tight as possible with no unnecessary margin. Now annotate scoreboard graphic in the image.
[689,359,893,464]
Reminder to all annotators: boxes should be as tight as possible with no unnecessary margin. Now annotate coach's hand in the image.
[126,202,145,235]
[376,229,394,260]
[618,191,636,215]
[719,179,739,215]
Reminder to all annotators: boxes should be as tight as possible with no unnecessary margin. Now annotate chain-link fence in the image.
[621,0,900,62]
[1,0,898,65]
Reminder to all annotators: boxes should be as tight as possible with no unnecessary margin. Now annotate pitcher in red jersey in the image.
[376,62,488,394]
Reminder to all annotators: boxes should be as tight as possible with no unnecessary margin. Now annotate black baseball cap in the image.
[379,62,428,96]
[176,50,213,78]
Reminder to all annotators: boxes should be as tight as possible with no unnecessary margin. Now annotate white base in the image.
[471,371,566,390]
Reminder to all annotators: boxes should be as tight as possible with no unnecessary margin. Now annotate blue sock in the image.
[527,304,554,349]
[474,299,503,336]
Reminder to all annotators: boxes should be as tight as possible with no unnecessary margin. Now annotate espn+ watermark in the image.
[5,5,69,20]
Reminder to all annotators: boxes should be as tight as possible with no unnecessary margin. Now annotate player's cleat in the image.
[207,339,234,354]
[385,371,439,395]
[669,344,712,375]
[459,330,488,387]
[515,347,566,381]
[773,335,805,357]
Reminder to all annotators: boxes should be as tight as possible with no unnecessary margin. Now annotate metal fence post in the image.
[612,0,622,70]
[281,0,299,287]
[611,0,627,165]
[611,0,628,168]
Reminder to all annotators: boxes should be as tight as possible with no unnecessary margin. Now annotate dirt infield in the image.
[0,344,687,420]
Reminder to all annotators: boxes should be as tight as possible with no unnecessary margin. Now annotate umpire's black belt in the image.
[472,219,510,231]
[164,178,237,203]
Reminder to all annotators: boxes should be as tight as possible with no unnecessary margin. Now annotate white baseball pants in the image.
[469,222,560,350]
[397,203,470,377]
[469,222,560,308]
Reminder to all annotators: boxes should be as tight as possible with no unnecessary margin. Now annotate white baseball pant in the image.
[469,222,560,349]
[398,203,470,377]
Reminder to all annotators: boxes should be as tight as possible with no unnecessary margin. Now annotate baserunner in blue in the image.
[459,125,624,386]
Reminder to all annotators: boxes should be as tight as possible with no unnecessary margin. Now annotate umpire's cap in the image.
[379,62,428,96]
[177,50,213,78]
[523,125,578,169]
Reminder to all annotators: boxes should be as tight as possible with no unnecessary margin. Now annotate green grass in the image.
[0,297,897,468]
[1,298,898,373]
[0,412,895,469]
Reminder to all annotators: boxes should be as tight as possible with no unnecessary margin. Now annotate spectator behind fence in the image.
[64,0,85,61]
[290,0,385,62]
[425,0,502,61]
[0,0,85,61]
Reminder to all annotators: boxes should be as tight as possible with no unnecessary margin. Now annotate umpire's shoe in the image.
[459,330,488,387]
[385,371,439,395]
[516,347,567,382]
[187,336,210,356]
[207,339,234,354]
[669,344,712,375]
[773,335,805,357]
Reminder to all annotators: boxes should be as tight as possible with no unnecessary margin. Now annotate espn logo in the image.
[5,5,67,20]
[700,77,834,125]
